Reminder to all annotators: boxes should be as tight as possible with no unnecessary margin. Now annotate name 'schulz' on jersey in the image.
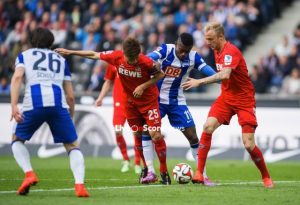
[118,64,142,78]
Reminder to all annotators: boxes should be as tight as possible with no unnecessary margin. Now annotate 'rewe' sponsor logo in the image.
[118,66,142,78]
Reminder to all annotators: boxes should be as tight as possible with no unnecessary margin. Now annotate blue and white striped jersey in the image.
[15,48,71,111]
[148,44,215,105]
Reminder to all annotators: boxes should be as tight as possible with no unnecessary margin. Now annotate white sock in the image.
[190,142,208,178]
[11,141,33,173]
[190,142,199,164]
[142,135,155,173]
[69,149,85,184]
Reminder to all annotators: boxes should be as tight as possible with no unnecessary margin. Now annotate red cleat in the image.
[17,171,39,195]
[263,178,274,188]
[75,184,90,197]
[192,170,204,184]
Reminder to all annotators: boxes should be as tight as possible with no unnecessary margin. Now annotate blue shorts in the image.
[159,104,195,129]
[14,107,78,144]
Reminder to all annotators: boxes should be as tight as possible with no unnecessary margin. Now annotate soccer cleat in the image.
[17,171,39,195]
[141,171,158,184]
[139,167,148,183]
[75,184,90,197]
[134,165,142,174]
[263,178,274,188]
[204,177,216,186]
[121,160,130,173]
[192,170,204,184]
[160,172,171,185]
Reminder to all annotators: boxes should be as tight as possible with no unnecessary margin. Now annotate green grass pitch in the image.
[0,156,300,205]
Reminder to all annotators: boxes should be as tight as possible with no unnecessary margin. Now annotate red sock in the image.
[133,138,141,165]
[116,135,129,161]
[248,146,270,179]
[134,135,146,167]
[153,138,167,173]
[198,132,212,174]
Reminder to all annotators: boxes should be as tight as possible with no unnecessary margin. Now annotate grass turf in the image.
[0,156,299,205]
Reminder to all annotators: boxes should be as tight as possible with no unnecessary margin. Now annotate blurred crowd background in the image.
[0,0,299,96]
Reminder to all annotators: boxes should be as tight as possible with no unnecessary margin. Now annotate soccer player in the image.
[95,63,142,174]
[182,22,274,188]
[10,27,89,197]
[144,33,216,186]
[55,37,171,185]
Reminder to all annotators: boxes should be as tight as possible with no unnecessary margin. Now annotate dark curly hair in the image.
[30,27,54,49]
[178,33,194,47]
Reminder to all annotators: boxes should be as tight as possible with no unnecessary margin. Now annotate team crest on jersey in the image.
[224,55,232,65]
[165,66,182,77]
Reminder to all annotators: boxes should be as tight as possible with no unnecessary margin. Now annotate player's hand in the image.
[181,77,202,90]
[55,48,72,56]
[133,85,144,98]
[11,105,23,123]
[95,98,103,107]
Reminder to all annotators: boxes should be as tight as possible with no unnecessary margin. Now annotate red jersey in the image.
[104,64,126,104]
[99,50,159,105]
[214,42,255,107]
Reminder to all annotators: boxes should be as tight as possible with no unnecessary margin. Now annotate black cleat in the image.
[139,167,148,183]
[160,172,171,185]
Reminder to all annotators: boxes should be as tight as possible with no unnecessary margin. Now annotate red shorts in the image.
[126,99,161,132]
[113,101,126,126]
[208,97,257,127]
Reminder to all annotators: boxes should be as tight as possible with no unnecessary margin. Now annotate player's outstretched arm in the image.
[55,48,99,60]
[182,68,232,90]
[95,80,112,107]
[10,68,25,122]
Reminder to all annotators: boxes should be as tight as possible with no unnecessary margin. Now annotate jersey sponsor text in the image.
[118,67,142,78]
[165,66,182,77]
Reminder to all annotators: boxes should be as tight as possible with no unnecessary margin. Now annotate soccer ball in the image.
[172,163,193,184]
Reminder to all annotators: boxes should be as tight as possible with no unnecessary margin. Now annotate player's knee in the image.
[150,131,162,141]
[64,141,79,152]
[135,145,143,151]
[203,122,215,134]
[243,142,252,151]
[11,134,24,143]
[115,131,122,137]
[187,135,198,145]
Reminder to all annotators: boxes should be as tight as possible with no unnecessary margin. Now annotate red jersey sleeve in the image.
[139,54,159,75]
[104,64,116,81]
[99,50,122,67]
[222,48,241,70]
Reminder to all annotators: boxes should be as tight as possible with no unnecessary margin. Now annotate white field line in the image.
[0,180,300,194]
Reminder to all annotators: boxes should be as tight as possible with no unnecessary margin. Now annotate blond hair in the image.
[204,22,225,37]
